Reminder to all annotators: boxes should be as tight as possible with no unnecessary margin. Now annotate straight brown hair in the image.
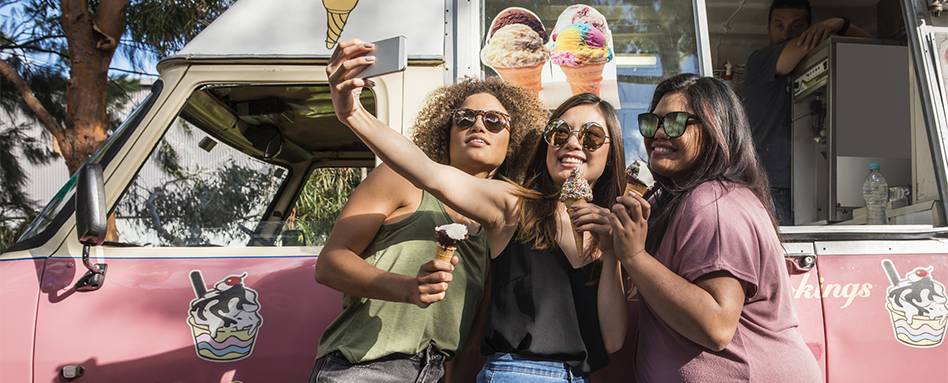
[515,93,626,259]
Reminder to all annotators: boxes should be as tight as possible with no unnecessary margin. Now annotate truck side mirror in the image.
[76,163,107,246]
[75,163,108,291]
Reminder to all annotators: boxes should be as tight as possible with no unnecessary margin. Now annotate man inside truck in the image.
[742,0,872,225]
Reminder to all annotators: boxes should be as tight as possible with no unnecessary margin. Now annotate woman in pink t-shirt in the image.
[608,73,821,382]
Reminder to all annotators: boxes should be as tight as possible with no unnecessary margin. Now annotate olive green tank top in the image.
[316,191,489,363]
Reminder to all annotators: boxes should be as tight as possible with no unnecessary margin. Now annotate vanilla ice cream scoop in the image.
[435,223,469,261]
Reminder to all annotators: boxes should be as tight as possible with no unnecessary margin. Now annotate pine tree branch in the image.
[0,35,67,50]
[0,57,66,144]
[0,44,69,59]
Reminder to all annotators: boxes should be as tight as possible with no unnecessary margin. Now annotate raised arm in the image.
[797,17,873,50]
[776,17,873,76]
[327,39,515,232]
[314,165,457,308]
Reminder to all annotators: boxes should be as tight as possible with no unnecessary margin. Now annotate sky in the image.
[1,3,159,79]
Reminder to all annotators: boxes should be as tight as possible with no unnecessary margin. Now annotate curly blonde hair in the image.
[409,76,549,182]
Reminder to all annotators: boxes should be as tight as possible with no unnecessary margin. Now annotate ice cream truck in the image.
[2,0,948,381]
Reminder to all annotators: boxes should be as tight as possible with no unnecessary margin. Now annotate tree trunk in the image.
[59,0,129,175]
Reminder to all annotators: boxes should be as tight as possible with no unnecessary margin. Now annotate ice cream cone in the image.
[323,0,359,49]
[560,63,605,96]
[495,64,545,94]
[564,198,586,256]
[625,181,649,198]
[436,243,457,262]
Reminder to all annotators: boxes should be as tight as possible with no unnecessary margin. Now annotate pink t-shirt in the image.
[634,182,821,382]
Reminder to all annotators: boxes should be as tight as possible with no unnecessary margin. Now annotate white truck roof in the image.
[165,0,447,62]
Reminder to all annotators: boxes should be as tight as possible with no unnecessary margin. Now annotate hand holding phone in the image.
[359,36,407,78]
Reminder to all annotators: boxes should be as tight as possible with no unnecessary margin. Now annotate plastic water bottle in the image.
[863,163,888,225]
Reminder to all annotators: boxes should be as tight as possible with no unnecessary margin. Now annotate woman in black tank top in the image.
[327,39,630,382]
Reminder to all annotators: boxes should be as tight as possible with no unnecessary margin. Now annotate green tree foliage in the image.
[290,167,366,246]
[0,125,49,253]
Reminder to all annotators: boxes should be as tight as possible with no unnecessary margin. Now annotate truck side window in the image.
[111,114,288,247]
[284,167,368,246]
[107,84,375,247]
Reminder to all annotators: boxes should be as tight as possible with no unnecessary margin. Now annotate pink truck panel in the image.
[818,253,948,381]
[30,255,340,382]
[0,257,45,383]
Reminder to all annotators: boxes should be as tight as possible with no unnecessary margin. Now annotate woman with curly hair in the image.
[311,76,547,383]
[609,73,820,381]
[325,39,628,383]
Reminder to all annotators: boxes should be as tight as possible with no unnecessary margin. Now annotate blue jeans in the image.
[477,353,589,383]
[308,344,445,383]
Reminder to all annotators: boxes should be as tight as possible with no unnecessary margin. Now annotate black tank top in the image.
[479,234,609,373]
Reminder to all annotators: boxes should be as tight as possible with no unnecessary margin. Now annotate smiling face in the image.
[545,104,611,187]
[645,92,705,185]
[768,8,809,45]
[448,93,511,178]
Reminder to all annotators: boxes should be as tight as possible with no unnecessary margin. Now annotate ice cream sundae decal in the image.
[882,260,948,347]
[188,271,263,361]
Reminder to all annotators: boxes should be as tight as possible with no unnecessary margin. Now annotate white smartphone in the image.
[359,35,407,78]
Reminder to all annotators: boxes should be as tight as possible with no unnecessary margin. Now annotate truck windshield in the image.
[16,86,161,244]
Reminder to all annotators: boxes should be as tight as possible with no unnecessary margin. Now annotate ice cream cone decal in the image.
[549,5,614,96]
[560,168,593,257]
[481,8,550,95]
[323,0,360,49]
[881,260,948,348]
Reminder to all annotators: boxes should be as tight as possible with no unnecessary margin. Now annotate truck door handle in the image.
[786,254,816,273]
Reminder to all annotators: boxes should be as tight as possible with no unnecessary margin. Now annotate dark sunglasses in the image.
[451,108,510,132]
[543,119,610,151]
[638,111,700,138]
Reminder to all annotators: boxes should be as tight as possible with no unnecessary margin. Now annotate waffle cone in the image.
[625,181,649,198]
[494,64,545,94]
[559,63,605,96]
[323,0,359,49]
[325,11,351,49]
[564,198,587,256]
[435,243,457,262]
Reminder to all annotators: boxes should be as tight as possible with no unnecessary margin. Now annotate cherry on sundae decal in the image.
[188,270,263,361]
[881,260,948,347]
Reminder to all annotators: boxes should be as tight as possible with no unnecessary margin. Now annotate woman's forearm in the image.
[315,246,415,303]
[597,252,628,353]
[619,253,743,351]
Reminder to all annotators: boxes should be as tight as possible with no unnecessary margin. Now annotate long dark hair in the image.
[645,74,776,253]
[517,93,625,257]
